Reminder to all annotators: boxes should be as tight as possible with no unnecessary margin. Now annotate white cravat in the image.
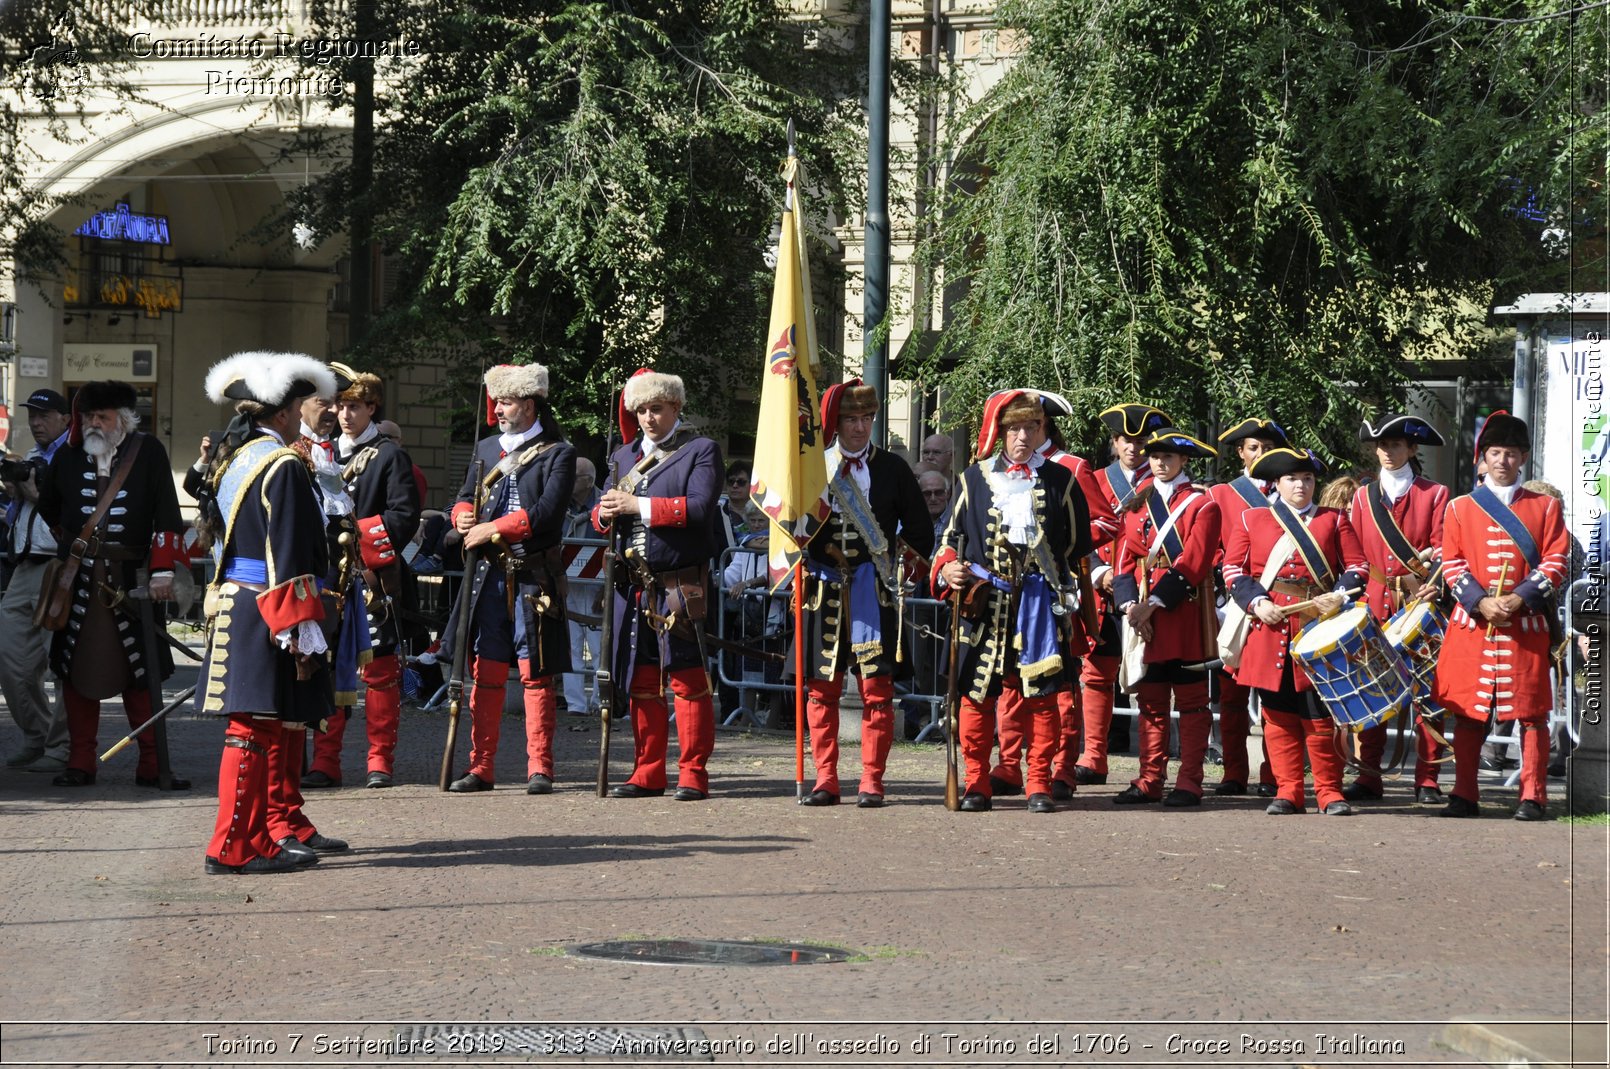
[1378,465,1414,503]
[985,454,1043,544]
[1483,475,1519,505]
[826,443,872,511]
[1153,471,1189,505]
[338,423,380,456]
[498,418,543,458]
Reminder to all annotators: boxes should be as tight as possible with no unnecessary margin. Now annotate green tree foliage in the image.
[294,0,869,435]
[917,0,1606,461]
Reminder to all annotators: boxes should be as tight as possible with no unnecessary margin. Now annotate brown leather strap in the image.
[49,435,147,607]
[1269,579,1320,598]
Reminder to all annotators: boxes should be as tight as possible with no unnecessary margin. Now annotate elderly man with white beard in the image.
[37,380,188,789]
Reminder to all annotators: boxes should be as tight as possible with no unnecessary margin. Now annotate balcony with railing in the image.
[84,0,350,35]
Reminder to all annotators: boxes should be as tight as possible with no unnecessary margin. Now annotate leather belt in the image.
[223,736,267,755]
[1270,579,1320,598]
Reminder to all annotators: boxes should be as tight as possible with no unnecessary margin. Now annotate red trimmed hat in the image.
[820,378,879,446]
[1474,410,1529,462]
[975,389,1046,459]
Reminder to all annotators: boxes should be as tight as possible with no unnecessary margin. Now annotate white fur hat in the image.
[484,363,549,400]
[205,352,338,407]
[623,369,684,410]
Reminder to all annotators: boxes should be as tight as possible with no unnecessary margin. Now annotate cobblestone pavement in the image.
[0,672,1604,1067]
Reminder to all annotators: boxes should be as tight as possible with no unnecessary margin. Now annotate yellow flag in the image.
[751,156,828,584]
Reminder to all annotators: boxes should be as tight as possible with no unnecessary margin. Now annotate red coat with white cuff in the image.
[1433,488,1568,723]
[1223,505,1367,694]
[1348,476,1449,621]
[1110,483,1221,664]
[335,433,422,656]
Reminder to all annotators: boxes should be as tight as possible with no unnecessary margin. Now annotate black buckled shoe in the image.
[525,773,553,795]
[274,837,320,865]
[301,833,349,853]
[1212,779,1247,796]
[799,788,839,807]
[1415,786,1445,805]
[52,768,95,787]
[447,772,493,793]
[1073,765,1107,786]
[673,787,707,802]
[205,853,304,875]
[1514,800,1548,822]
[1051,780,1075,801]
[607,783,664,798]
[136,774,192,790]
[958,793,992,812]
[1341,781,1383,802]
[1255,782,1277,797]
[1323,800,1355,816]
[856,792,884,809]
[1112,785,1156,805]
[1162,789,1202,808]
[300,770,340,789]
[988,775,1023,797]
[366,771,394,789]
[1439,795,1481,818]
[1027,792,1055,814]
[1265,798,1300,815]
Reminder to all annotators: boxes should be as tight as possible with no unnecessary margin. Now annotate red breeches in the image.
[209,716,280,866]
[806,673,896,797]
[1077,654,1119,775]
[1132,680,1211,798]
[626,665,715,793]
[964,681,1057,797]
[64,684,156,778]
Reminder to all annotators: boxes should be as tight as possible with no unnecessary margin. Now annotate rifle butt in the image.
[438,697,461,792]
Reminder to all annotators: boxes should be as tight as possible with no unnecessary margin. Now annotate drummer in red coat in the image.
[1110,428,1222,805]
[1344,414,1451,805]
[1433,413,1569,821]
[1208,416,1290,796]
[1223,447,1367,815]
[990,390,1121,800]
[1074,403,1170,785]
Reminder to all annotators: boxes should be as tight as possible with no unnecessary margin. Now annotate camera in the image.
[0,455,43,486]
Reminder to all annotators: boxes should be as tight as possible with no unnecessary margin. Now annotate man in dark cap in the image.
[1434,412,1569,821]
[1345,414,1451,804]
[37,381,188,790]
[0,389,72,773]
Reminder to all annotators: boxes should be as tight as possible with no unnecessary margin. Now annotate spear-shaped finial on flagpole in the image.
[787,117,796,158]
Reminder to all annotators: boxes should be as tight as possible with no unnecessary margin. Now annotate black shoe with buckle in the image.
[1415,786,1445,804]
[301,833,349,853]
[274,837,320,865]
[205,853,304,875]
[1163,789,1201,808]
[366,771,394,789]
[1051,780,1075,801]
[1073,765,1106,786]
[608,783,664,798]
[526,773,553,795]
[1213,779,1247,796]
[1323,800,1355,816]
[799,788,839,807]
[673,787,707,802]
[1028,792,1055,814]
[959,793,991,812]
[1439,795,1481,818]
[856,792,884,809]
[447,772,493,793]
[300,770,340,789]
[1341,781,1383,801]
[1112,785,1156,805]
[1514,800,1548,822]
[989,775,1023,797]
[1265,798,1300,815]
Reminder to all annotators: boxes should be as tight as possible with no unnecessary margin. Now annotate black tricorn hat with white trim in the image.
[1359,413,1444,446]
[205,352,338,408]
[1249,446,1326,480]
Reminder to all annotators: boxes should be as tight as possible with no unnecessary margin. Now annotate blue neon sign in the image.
[74,203,171,245]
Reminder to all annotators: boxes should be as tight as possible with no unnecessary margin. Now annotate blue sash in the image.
[1231,474,1269,510]
[1470,485,1541,570]
[1269,499,1333,588]
[1015,572,1062,683]
[1145,488,1188,564]
[211,436,288,570]
[1104,461,1138,507]
[332,573,375,706]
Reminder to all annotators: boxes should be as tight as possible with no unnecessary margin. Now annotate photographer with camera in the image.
[0,389,72,774]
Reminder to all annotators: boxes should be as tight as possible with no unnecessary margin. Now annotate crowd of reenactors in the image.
[0,352,1576,875]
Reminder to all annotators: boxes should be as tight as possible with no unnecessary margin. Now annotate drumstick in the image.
[1484,560,1510,639]
[1278,596,1327,620]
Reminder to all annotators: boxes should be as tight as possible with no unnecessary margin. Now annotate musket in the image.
[100,684,198,763]
[596,395,628,796]
[944,582,963,812]
[94,582,190,785]
[439,457,487,791]
[565,606,782,663]
[1074,554,1101,644]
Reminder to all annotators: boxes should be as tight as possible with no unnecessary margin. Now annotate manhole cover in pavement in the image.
[570,938,853,966]
[395,1024,714,1059]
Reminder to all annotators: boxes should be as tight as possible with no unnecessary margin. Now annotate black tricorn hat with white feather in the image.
[205,352,338,409]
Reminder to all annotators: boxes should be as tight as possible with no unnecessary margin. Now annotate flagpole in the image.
[794,559,806,801]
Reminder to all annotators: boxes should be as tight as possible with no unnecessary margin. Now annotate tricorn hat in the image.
[330,361,384,407]
[1359,413,1444,447]
[1140,427,1217,460]
[820,378,879,446]
[205,352,337,409]
[1249,446,1326,481]
[1099,402,1170,439]
[1218,417,1291,449]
